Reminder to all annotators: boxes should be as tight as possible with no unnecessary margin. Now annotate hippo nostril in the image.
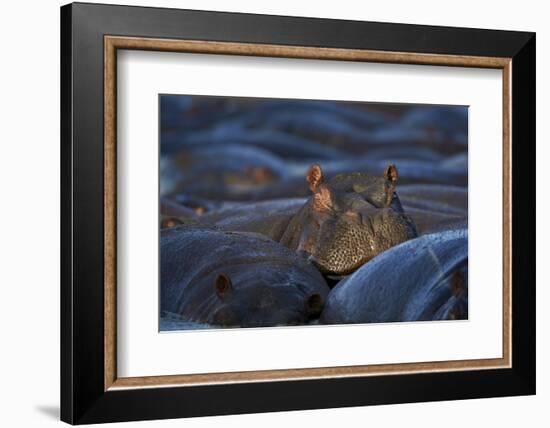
[306,293,324,317]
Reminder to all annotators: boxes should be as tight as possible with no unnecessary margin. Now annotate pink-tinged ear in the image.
[383,164,398,207]
[214,273,232,299]
[312,185,333,212]
[306,164,324,192]
[160,216,182,229]
[384,164,398,184]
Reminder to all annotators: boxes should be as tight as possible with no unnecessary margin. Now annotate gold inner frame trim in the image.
[104,35,512,391]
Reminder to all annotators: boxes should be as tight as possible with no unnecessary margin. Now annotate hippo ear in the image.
[214,273,233,299]
[246,166,274,184]
[384,164,398,184]
[160,216,182,229]
[312,185,333,212]
[305,293,324,317]
[306,164,324,192]
[383,164,398,206]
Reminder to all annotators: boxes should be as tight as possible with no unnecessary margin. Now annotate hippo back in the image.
[199,198,306,241]
[320,229,468,324]
[161,226,330,327]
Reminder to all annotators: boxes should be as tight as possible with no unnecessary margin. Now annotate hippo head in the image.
[296,164,416,276]
[210,273,324,327]
[224,166,277,188]
[160,215,184,229]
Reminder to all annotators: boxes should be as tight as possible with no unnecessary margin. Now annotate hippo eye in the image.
[213,307,239,327]
[352,183,368,193]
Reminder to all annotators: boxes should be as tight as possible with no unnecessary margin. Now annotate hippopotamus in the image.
[401,106,468,137]
[161,197,199,218]
[310,157,467,187]
[398,184,467,215]
[320,229,468,324]
[177,127,350,161]
[190,181,465,238]
[187,150,468,201]
[397,184,467,234]
[223,108,386,152]
[217,99,389,131]
[199,164,417,276]
[399,208,466,235]
[397,106,468,146]
[161,215,185,229]
[160,95,241,131]
[201,198,307,239]
[279,164,418,275]
[363,146,446,163]
[159,197,201,229]
[160,144,290,198]
[160,226,330,328]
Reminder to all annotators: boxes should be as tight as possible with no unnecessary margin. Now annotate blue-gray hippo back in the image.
[161,226,330,327]
[320,229,468,324]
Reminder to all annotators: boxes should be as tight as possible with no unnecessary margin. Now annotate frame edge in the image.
[60,2,74,425]
[510,32,536,394]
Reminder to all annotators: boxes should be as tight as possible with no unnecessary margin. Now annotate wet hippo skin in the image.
[397,184,467,235]
[197,164,417,276]
[218,165,416,275]
[159,97,470,331]
[320,229,468,324]
[161,226,330,327]
[201,198,306,241]
[160,96,468,330]
[161,144,290,199]
[280,164,418,275]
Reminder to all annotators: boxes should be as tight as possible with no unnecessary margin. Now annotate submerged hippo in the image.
[160,197,202,229]
[320,229,468,324]
[179,127,350,161]
[160,227,330,328]
[161,144,289,198]
[398,184,467,215]
[400,207,466,235]
[397,184,468,235]
[281,164,417,275]
[201,198,306,240]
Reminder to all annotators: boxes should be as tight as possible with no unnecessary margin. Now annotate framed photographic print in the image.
[60,2,535,424]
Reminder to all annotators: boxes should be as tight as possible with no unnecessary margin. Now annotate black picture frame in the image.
[61,2,535,424]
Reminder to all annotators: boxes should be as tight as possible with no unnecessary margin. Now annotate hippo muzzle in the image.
[281,164,417,276]
[308,212,376,275]
[307,201,415,276]
[210,284,325,327]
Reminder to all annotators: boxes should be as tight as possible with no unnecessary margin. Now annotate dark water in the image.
[159,95,468,330]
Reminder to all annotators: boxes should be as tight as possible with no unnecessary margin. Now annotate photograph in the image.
[159,95,469,330]
[54,1,536,424]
